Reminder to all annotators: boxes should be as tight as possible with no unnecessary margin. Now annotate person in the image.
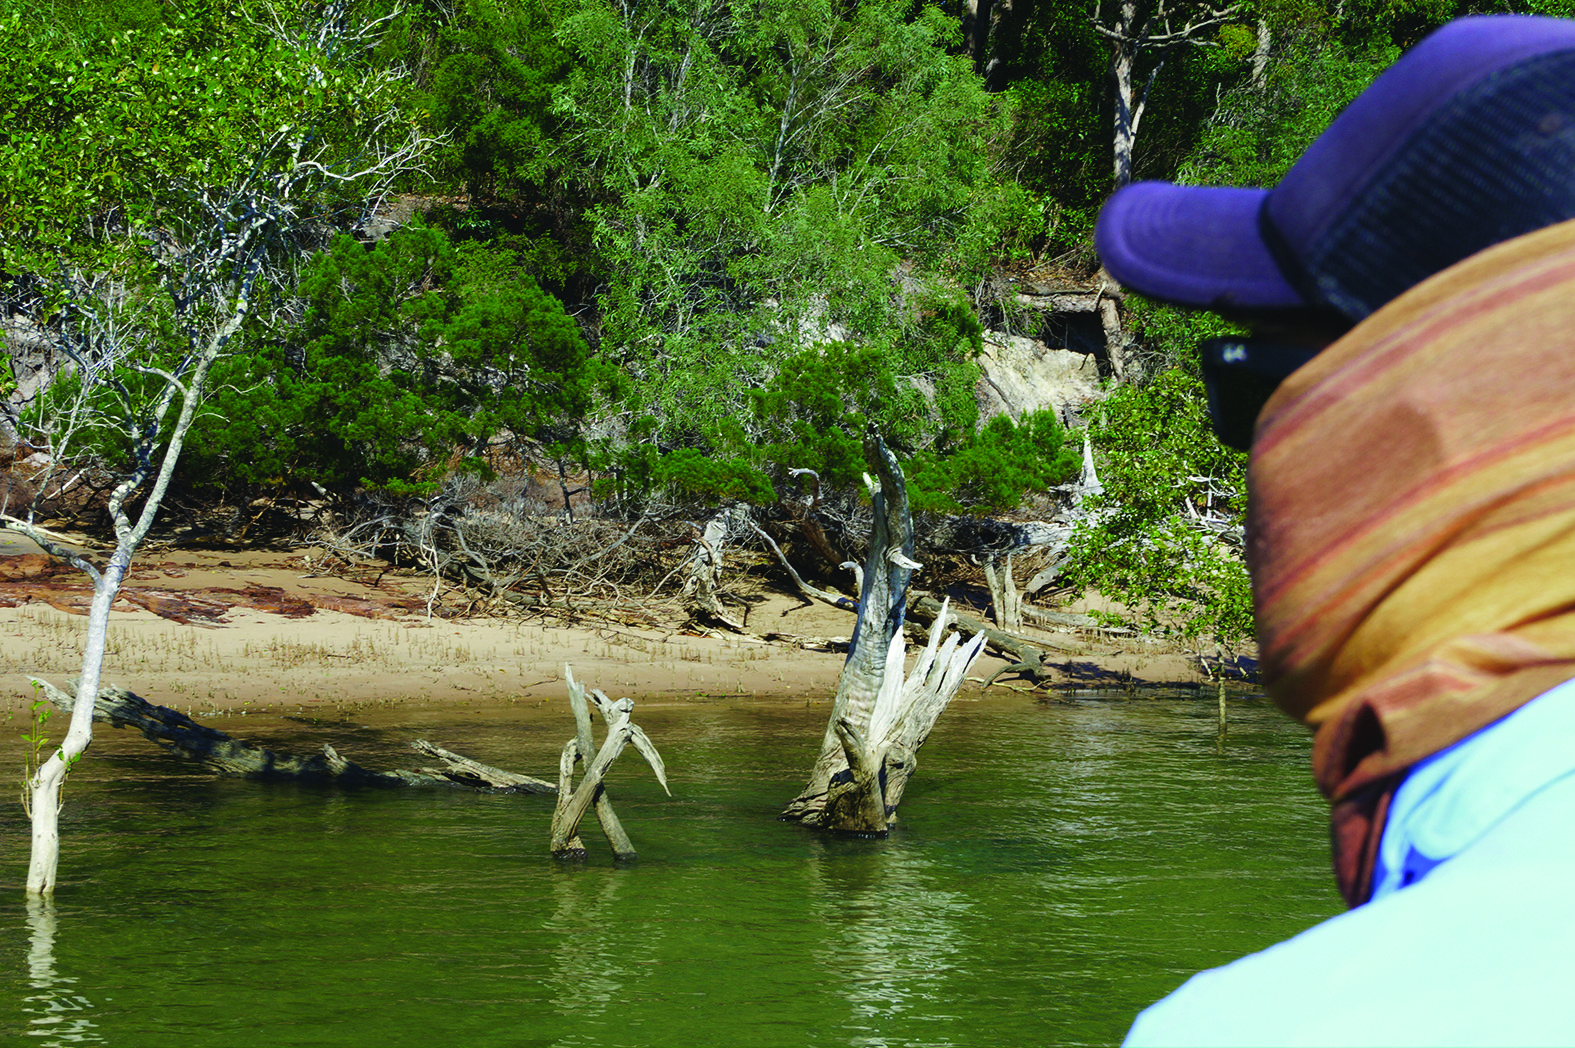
[1094,15,1575,1046]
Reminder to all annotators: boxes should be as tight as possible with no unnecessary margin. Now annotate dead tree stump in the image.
[780,434,987,833]
[550,666,670,861]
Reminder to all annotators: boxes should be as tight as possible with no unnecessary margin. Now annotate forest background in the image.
[5,0,1570,655]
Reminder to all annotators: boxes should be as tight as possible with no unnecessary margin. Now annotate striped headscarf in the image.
[1249,217,1575,906]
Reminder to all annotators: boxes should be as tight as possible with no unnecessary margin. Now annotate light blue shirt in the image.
[1124,677,1575,1047]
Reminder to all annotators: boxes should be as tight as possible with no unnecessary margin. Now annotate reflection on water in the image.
[547,870,643,1021]
[0,692,1341,1047]
[24,897,101,1045]
[811,841,973,1046]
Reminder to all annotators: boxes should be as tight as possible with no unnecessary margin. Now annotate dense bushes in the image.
[181,224,614,498]
[14,0,1558,647]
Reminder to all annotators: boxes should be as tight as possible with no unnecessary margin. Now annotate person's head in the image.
[1096,15,1575,450]
[1097,16,1575,906]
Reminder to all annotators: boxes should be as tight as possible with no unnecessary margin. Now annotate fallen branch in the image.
[750,521,858,613]
[409,739,556,794]
[35,678,557,793]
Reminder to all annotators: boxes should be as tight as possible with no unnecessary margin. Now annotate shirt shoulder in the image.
[1124,769,1575,1047]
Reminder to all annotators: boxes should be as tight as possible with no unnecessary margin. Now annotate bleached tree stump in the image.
[982,552,1023,631]
[550,667,670,860]
[781,434,987,833]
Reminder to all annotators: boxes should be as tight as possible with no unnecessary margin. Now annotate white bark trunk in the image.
[25,554,128,894]
[684,504,750,630]
[1110,10,1141,189]
[1250,18,1271,87]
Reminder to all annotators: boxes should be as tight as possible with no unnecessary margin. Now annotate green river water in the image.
[0,691,1341,1046]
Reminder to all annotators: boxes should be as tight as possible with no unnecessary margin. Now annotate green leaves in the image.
[420,0,1019,454]
[907,410,1080,514]
[1063,362,1253,646]
[0,2,422,274]
[184,223,610,497]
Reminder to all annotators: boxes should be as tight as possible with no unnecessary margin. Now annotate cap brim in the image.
[1095,182,1307,311]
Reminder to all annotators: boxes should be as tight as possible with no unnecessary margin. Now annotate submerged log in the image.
[781,434,987,832]
[35,678,557,793]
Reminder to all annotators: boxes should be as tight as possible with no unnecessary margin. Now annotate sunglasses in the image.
[1198,337,1324,451]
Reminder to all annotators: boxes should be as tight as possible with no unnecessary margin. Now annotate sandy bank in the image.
[0,543,1217,718]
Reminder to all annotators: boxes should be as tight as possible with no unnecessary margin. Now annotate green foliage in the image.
[22,688,52,791]
[618,333,1074,512]
[748,343,908,488]
[907,409,1080,513]
[421,0,1023,445]
[1178,33,1398,190]
[422,0,570,206]
[184,224,611,497]
[1063,365,1253,646]
[0,2,419,274]
[651,449,776,506]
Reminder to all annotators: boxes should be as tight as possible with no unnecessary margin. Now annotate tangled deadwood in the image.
[550,667,670,860]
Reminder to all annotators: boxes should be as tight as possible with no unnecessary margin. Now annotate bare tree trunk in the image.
[1250,18,1272,87]
[1096,271,1127,379]
[782,435,986,831]
[25,569,122,892]
[963,0,995,74]
[4,28,435,889]
[1107,1,1145,189]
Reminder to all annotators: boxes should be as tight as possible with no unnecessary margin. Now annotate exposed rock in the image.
[976,330,1102,424]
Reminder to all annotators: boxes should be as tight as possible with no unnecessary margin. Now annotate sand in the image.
[0,539,1216,719]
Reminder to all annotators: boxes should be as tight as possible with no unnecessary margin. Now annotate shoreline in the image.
[0,543,1229,717]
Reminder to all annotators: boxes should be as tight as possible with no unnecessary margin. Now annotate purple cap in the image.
[1096,16,1575,320]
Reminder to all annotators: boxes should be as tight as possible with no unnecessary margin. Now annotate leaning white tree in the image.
[0,3,435,894]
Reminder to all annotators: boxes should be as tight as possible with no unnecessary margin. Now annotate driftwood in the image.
[35,678,557,793]
[781,435,987,833]
[977,436,1106,622]
[39,668,673,861]
[683,504,750,631]
[907,596,1112,689]
[408,739,557,794]
[550,667,670,860]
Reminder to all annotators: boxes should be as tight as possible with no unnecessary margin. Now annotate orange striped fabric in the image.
[1249,217,1575,906]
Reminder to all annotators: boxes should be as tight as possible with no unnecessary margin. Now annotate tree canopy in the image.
[6,0,1568,644]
